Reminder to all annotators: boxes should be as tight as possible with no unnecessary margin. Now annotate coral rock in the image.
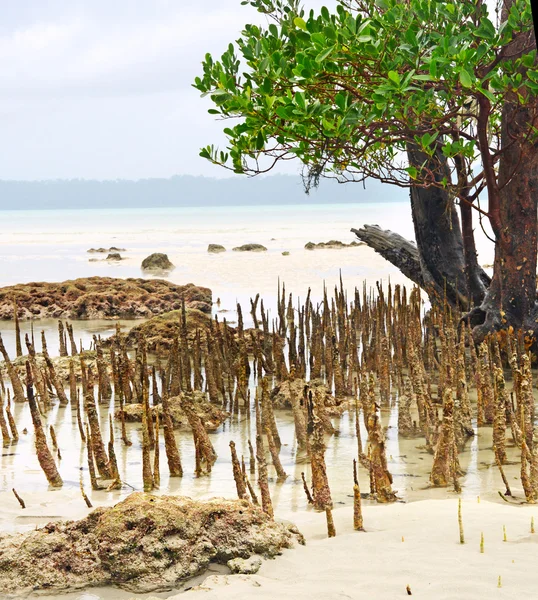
[141,253,175,271]
[0,493,303,595]
[0,277,211,320]
[227,555,263,574]
[208,244,226,253]
[232,244,267,252]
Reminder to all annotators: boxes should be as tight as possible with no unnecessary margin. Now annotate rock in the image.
[208,244,226,253]
[105,308,266,357]
[106,253,122,261]
[141,253,175,271]
[188,300,213,313]
[87,247,126,253]
[0,277,211,320]
[271,378,350,415]
[111,308,212,352]
[227,555,263,574]
[232,244,267,252]
[11,351,100,384]
[305,240,365,250]
[116,391,229,431]
[0,493,303,596]
[282,251,290,256]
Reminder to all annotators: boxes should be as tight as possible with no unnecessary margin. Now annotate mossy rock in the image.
[115,308,211,352]
[0,277,211,320]
[207,244,226,253]
[270,377,351,414]
[0,492,303,595]
[116,391,228,431]
[141,253,175,271]
[304,240,364,250]
[232,244,267,252]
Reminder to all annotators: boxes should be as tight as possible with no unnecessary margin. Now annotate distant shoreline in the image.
[0,173,407,210]
[0,199,407,212]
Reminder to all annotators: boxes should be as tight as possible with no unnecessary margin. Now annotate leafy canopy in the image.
[194,0,535,199]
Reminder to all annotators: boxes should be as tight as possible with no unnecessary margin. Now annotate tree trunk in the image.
[353,147,489,309]
[469,12,538,343]
[470,103,538,341]
[459,199,490,301]
[407,145,487,309]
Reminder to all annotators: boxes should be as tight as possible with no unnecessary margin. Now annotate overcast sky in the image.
[0,0,336,181]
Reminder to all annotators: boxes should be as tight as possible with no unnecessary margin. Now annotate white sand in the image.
[173,499,538,600]
[2,487,538,599]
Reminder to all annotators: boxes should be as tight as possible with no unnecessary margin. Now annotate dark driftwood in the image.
[350,225,424,288]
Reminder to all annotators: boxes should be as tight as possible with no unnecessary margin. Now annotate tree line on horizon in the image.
[0,173,405,210]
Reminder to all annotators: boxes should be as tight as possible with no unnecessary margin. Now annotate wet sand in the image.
[0,203,508,600]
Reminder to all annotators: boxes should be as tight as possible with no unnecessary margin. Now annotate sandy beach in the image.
[3,490,536,600]
[179,499,538,600]
[0,203,523,600]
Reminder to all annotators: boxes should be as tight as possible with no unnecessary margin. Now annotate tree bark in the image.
[468,13,538,343]
[469,103,538,340]
[408,145,488,308]
[352,149,489,309]
[351,225,424,287]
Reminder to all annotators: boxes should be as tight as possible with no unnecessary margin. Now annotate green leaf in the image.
[294,17,307,31]
[475,17,496,40]
[315,46,335,63]
[406,166,418,179]
[477,87,496,102]
[256,131,265,150]
[294,92,306,110]
[388,71,400,86]
[459,69,473,88]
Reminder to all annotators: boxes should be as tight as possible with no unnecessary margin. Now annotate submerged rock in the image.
[208,244,226,253]
[109,308,212,352]
[0,492,303,596]
[271,378,349,415]
[232,244,267,252]
[141,253,175,271]
[116,391,229,431]
[10,351,100,384]
[106,253,122,261]
[0,277,211,320]
[304,240,364,250]
[87,247,126,253]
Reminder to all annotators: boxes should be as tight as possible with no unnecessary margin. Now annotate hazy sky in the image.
[0,0,334,181]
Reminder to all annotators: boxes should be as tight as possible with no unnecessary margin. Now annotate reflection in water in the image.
[0,319,529,600]
[0,320,524,519]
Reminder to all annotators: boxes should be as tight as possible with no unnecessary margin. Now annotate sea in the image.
[0,202,499,600]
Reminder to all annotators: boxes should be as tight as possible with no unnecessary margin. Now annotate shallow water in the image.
[0,385,527,600]
[0,202,496,317]
[0,318,140,362]
[0,202,502,600]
